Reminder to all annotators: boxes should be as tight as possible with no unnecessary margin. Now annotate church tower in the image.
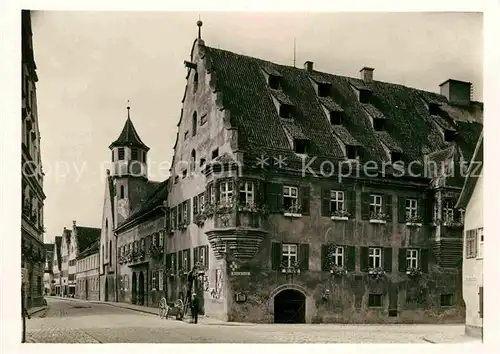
[109,105,150,225]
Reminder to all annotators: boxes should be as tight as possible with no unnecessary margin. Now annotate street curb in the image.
[421,337,436,343]
[28,306,47,316]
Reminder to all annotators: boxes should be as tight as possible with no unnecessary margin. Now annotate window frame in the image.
[406,248,419,269]
[368,294,383,307]
[330,190,345,213]
[220,181,234,203]
[370,194,383,214]
[330,246,344,267]
[368,247,382,268]
[406,198,418,219]
[239,182,254,205]
[281,243,298,267]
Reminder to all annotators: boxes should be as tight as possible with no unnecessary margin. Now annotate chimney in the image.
[304,61,314,72]
[439,79,472,105]
[106,169,110,176]
[360,67,374,82]
[72,220,76,227]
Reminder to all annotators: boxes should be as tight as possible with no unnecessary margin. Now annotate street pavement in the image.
[25,297,481,343]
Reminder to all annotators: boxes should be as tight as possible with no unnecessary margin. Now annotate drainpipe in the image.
[161,200,168,296]
[114,231,118,302]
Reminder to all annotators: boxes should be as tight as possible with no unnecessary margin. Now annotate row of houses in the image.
[45,22,483,336]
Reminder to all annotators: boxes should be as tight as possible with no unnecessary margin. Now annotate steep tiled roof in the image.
[78,239,100,259]
[122,179,168,226]
[457,131,483,209]
[109,117,149,151]
[75,226,101,254]
[205,46,482,170]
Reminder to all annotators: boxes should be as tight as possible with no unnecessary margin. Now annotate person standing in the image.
[190,293,199,324]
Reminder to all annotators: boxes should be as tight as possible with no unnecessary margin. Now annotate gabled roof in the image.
[78,239,100,259]
[204,45,482,169]
[109,109,149,151]
[457,131,483,209]
[75,226,101,254]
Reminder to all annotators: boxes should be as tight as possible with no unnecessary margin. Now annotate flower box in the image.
[406,267,422,277]
[283,212,302,218]
[331,216,348,221]
[406,222,422,227]
[369,212,389,224]
[280,260,301,274]
[368,267,386,279]
[369,219,387,224]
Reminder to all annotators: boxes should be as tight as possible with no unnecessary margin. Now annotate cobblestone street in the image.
[24,297,480,343]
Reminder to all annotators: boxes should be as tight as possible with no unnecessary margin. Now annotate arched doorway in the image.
[138,272,145,306]
[132,272,137,304]
[104,278,109,301]
[274,289,306,324]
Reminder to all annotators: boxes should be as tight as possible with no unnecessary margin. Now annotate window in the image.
[444,130,455,142]
[184,131,189,140]
[330,191,345,213]
[442,199,454,223]
[281,244,298,267]
[182,202,188,222]
[283,186,298,210]
[391,152,403,164]
[220,181,233,203]
[239,182,254,204]
[200,158,206,167]
[359,89,371,104]
[120,185,125,199]
[212,148,219,159]
[373,118,385,131]
[370,194,382,214]
[190,150,196,170]
[406,249,419,269]
[159,231,164,247]
[346,145,358,160]
[140,238,145,250]
[294,139,308,154]
[198,194,205,213]
[465,229,478,259]
[131,148,138,160]
[330,246,344,267]
[199,246,206,266]
[142,151,147,163]
[406,198,418,219]
[477,227,484,259]
[368,247,382,268]
[118,148,125,160]
[440,294,453,307]
[193,72,199,93]
[279,104,293,118]
[200,113,207,125]
[429,102,440,115]
[152,271,157,290]
[268,75,280,89]
[209,184,215,205]
[182,250,190,269]
[318,83,332,97]
[368,294,382,307]
[330,112,342,125]
[192,112,198,136]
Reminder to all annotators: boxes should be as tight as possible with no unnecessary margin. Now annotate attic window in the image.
[268,75,281,90]
[318,83,332,97]
[444,130,455,142]
[279,104,293,118]
[346,145,359,160]
[359,89,371,104]
[373,118,385,131]
[391,152,403,164]
[330,111,342,125]
[212,148,219,159]
[429,102,440,115]
[294,139,309,154]
[193,72,199,93]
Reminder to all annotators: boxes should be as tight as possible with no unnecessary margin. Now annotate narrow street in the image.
[25,297,478,343]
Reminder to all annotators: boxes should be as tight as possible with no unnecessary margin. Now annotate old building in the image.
[43,243,54,295]
[163,23,483,324]
[60,222,101,297]
[51,236,63,296]
[99,106,163,303]
[76,240,100,301]
[21,10,47,309]
[456,131,483,339]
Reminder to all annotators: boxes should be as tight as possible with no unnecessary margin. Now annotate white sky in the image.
[30,11,483,243]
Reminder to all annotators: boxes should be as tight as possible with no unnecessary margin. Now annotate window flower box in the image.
[283,205,302,218]
[443,220,463,228]
[216,199,236,215]
[237,202,259,213]
[368,267,386,279]
[331,210,350,220]
[329,264,347,276]
[405,215,422,227]
[194,213,206,226]
[147,245,164,258]
[280,260,301,274]
[406,267,422,277]
[369,212,388,224]
[203,204,215,217]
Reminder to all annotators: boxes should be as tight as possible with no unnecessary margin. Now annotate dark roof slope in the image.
[75,226,101,254]
[44,243,54,252]
[78,239,100,259]
[205,46,482,170]
[54,236,62,269]
[119,179,168,229]
[109,117,149,151]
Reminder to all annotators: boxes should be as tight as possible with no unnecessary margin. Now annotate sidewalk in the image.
[47,296,242,326]
[422,332,482,344]
[27,305,47,316]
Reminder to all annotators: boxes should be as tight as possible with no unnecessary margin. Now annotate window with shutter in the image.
[299,244,310,270]
[271,242,282,270]
[368,247,382,269]
[346,246,356,271]
[300,186,310,214]
[360,247,369,271]
[177,251,182,271]
[383,247,392,272]
[398,248,407,272]
[420,249,429,273]
[266,183,283,213]
[283,186,299,213]
[406,249,419,269]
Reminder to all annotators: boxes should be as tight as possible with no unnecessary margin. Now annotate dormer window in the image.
[279,104,293,118]
[318,83,332,97]
[391,151,403,164]
[429,102,440,115]
[269,75,281,90]
[359,89,371,104]
[346,145,359,160]
[330,111,342,125]
[373,118,385,131]
[294,139,309,154]
[444,129,455,142]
